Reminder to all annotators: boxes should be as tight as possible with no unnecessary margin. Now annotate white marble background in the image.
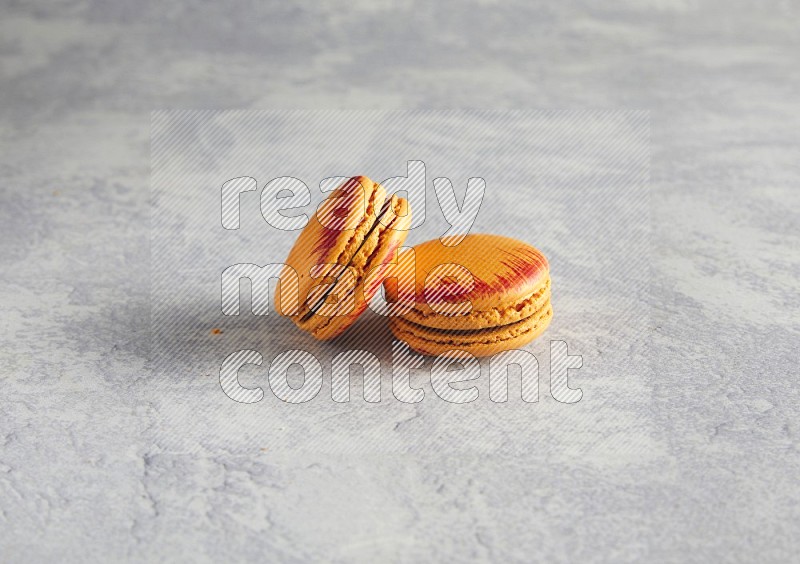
[1,1,798,562]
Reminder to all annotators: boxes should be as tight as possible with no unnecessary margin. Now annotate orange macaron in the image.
[385,234,552,356]
[276,176,411,340]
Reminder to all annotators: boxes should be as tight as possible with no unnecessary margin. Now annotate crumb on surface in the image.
[211,328,223,334]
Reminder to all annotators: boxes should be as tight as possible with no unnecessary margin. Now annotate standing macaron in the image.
[276,176,411,339]
[385,234,552,356]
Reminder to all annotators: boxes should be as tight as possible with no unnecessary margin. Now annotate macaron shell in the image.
[276,176,384,319]
[390,300,553,357]
[301,193,411,340]
[385,234,550,331]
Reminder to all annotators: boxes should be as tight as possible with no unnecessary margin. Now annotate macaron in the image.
[385,234,552,357]
[276,176,411,340]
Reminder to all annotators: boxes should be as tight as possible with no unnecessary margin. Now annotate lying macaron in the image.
[385,234,552,357]
[276,176,411,340]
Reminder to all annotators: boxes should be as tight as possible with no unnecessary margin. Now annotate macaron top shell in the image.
[280,176,381,308]
[277,176,411,340]
[385,234,550,330]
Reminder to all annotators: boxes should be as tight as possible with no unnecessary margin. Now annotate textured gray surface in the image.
[1,1,799,562]
[150,109,649,453]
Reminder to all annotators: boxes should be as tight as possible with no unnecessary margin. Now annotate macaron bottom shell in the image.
[389,301,553,358]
